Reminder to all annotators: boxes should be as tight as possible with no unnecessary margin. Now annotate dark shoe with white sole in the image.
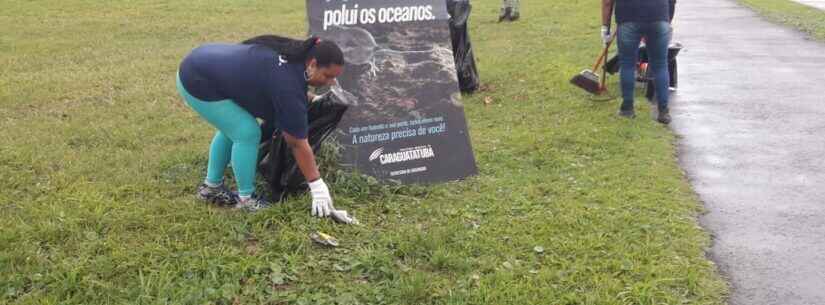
[234,194,271,212]
[618,108,636,119]
[196,183,238,206]
[657,108,672,125]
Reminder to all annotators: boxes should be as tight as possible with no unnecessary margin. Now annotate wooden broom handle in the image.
[592,31,618,71]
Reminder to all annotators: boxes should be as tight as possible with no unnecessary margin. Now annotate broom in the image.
[570,32,616,94]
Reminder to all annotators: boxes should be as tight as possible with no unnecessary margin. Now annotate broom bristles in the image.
[570,70,602,94]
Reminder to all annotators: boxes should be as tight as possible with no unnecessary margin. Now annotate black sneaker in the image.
[196,183,238,206]
[234,194,271,212]
[657,108,672,124]
[618,108,636,119]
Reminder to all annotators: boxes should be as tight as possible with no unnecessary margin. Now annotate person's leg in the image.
[644,22,672,111]
[195,131,237,205]
[225,119,261,197]
[176,73,261,197]
[617,22,644,115]
[176,75,236,205]
[206,131,232,185]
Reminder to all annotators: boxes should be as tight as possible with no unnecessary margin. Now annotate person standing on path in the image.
[601,0,673,124]
[176,35,344,214]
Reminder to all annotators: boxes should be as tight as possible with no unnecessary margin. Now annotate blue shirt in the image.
[179,43,309,139]
[615,0,670,24]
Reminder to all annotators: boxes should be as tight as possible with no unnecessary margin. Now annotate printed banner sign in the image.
[307,0,477,183]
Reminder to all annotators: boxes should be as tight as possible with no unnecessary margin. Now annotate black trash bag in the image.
[603,43,682,99]
[258,93,348,202]
[642,43,682,100]
[605,43,682,79]
[446,0,480,93]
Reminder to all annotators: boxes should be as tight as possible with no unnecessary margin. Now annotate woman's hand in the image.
[601,25,613,46]
[309,179,333,217]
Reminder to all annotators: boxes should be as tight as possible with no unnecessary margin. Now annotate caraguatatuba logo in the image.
[369,145,435,165]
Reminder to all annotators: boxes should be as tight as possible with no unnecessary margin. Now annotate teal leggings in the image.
[176,73,260,196]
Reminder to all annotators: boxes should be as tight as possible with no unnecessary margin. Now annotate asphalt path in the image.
[671,0,825,304]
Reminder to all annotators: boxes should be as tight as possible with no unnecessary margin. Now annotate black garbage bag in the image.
[641,43,682,100]
[446,0,480,93]
[604,43,682,101]
[258,93,348,202]
[605,43,682,86]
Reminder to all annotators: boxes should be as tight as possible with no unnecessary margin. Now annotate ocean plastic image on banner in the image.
[307,0,478,184]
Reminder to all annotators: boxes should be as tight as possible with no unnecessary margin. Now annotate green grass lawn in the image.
[0,1,727,304]
[738,0,825,41]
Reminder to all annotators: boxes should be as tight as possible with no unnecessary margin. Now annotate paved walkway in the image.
[671,0,825,304]
[792,0,825,10]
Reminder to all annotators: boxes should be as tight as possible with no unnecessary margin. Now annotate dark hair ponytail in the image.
[242,35,345,67]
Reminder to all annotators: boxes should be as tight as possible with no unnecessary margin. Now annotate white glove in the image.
[309,179,333,217]
[601,25,613,46]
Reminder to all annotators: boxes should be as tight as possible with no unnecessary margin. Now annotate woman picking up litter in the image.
[176,35,344,214]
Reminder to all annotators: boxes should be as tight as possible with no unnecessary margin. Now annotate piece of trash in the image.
[330,209,359,225]
[310,231,339,247]
[469,274,481,287]
[534,246,544,254]
[470,221,480,230]
[529,269,539,274]
[484,96,493,105]
[333,264,349,272]
[502,261,513,269]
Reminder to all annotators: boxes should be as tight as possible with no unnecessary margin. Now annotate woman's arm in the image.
[283,131,334,217]
[602,0,614,26]
[283,132,320,182]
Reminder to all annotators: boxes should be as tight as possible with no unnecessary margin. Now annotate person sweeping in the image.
[601,0,673,124]
[176,35,345,214]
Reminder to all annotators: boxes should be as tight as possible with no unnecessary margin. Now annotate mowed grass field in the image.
[738,0,825,41]
[0,1,727,304]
